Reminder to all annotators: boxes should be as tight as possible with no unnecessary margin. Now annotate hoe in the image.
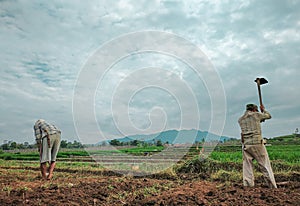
[254,77,268,110]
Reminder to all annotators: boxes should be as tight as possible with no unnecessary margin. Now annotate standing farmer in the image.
[34,119,61,180]
[238,104,277,188]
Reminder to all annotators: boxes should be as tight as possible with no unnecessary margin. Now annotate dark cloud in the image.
[0,0,299,143]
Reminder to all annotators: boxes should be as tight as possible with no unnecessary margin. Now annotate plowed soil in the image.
[0,168,299,206]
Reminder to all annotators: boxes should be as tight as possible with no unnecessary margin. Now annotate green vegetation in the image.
[60,140,84,148]
[109,139,163,147]
[0,140,85,151]
[176,143,300,183]
[267,134,300,145]
[0,152,39,160]
[1,133,299,188]
[206,145,300,164]
[0,141,299,183]
[119,146,164,154]
[0,146,164,160]
[0,144,299,164]
[0,141,34,150]
[266,145,300,163]
[57,150,90,157]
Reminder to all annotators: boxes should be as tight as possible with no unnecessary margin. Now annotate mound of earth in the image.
[134,181,300,206]
[1,172,299,206]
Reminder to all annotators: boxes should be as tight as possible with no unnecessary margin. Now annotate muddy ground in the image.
[0,168,299,206]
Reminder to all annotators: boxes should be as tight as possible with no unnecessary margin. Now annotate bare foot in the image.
[47,173,53,180]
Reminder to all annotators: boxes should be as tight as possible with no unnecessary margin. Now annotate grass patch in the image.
[119,146,164,154]
[211,170,242,182]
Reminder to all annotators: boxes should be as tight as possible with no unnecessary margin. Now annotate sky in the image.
[0,0,299,144]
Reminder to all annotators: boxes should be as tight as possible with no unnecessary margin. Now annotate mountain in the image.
[110,129,232,144]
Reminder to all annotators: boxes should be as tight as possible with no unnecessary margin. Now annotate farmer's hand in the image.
[36,140,41,152]
[36,139,41,146]
[260,104,265,112]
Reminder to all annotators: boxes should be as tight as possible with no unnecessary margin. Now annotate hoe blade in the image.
[255,77,268,85]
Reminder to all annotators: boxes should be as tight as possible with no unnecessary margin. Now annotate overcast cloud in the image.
[0,0,299,144]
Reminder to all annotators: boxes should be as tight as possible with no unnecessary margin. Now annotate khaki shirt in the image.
[238,110,271,145]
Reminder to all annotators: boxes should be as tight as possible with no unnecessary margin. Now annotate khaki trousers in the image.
[243,144,277,188]
[40,133,61,163]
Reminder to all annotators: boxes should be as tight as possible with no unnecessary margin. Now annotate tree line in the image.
[109,139,164,147]
[0,139,165,151]
[0,140,84,150]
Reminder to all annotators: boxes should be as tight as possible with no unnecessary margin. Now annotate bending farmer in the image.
[238,104,277,188]
[34,119,61,180]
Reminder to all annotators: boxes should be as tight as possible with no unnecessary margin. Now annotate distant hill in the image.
[101,129,233,145]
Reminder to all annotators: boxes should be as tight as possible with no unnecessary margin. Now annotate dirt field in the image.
[0,167,299,206]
